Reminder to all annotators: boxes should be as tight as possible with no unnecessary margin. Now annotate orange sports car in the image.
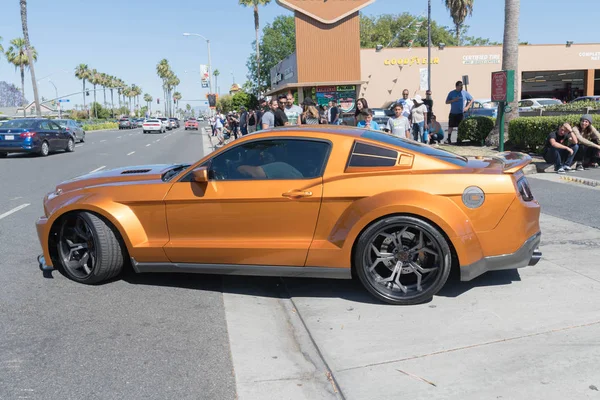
[36,126,541,305]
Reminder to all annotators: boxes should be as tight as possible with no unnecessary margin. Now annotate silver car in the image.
[55,119,85,143]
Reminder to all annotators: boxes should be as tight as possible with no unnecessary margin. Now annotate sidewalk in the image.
[224,214,600,400]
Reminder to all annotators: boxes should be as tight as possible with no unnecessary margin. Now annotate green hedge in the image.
[508,115,582,150]
[544,100,600,112]
[457,116,495,145]
[81,122,118,131]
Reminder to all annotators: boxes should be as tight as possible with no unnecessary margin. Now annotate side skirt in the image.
[131,258,352,280]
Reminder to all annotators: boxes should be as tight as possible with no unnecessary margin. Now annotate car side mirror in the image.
[192,166,209,183]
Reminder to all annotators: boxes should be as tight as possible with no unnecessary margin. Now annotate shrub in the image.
[544,100,600,112]
[508,115,582,151]
[457,116,495,145]
[81,122,118,131]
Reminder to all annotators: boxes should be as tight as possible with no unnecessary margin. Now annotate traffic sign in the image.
[58,99,70,103]
[491,70,514,102]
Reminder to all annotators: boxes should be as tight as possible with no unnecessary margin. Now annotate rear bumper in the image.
[461,232,542,281]
[0,144,39,153]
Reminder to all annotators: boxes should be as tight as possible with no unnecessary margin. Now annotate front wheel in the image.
[354,215,452,305]
[80,132,85,143]
[57,212,124,284]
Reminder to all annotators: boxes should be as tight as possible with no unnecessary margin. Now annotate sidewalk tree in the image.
[89,69,101,119]
[20,0,41,117]
[75,64,91,116]
[246,15,295,94]
[487,0,520,147]
[443,0,474,46]
[213,69,220,94]
[144,93,153,113]
[6,38,37,116]
[239,0,272,94]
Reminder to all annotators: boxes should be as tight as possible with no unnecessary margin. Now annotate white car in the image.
[142,119,165,134]
[157,117,171,131]
[518,98,562,112]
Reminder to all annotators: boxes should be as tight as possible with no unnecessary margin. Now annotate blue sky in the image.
[0,0,598,109]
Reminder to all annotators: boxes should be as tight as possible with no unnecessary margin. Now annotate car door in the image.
[68,120,79,140]
[37,121,57,149]
[49,121,68,148]
[163,138,331,267]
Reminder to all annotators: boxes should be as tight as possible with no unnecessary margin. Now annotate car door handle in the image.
[282,190,313,198]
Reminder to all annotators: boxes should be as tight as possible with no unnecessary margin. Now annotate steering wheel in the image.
[210,160,227,180]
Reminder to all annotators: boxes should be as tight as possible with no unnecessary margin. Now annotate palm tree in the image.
[144,93,153,114]
[156,59,170,116]
[6,38,38,116]
[239,0,271,92]
[89,69,101,118]
[100,73,109,108]
[173,91,182,116]
[443,0,474,45]
[213,69,220,94]
[487,0,520,147]
[75,64,91,116]
[20,1,41,117]
[107,75,117,118]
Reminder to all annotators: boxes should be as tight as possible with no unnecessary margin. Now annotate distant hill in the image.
[0,81,28,107]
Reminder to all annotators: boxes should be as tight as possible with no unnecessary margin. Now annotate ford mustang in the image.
[36,126,541,305]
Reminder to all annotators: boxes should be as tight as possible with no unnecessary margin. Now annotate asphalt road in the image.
[0,124,236,400]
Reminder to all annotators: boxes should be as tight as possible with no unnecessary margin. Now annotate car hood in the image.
[56,164,177,192]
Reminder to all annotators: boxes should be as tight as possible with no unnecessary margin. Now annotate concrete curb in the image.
[559,175,600,187]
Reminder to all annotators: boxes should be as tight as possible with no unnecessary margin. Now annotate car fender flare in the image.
[46,196,148,254]
[327,190,483,264]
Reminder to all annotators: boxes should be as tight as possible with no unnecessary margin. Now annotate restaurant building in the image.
[269,0,599,120]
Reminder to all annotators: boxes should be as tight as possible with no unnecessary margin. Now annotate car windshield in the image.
[372,109,387,116]
[538,99,561,106]
[119,119,129,121]
[482,101,498,109]
[56,120,68,127]
[1,120,37,129]
[360,130,468,166]
[146,119,159,122]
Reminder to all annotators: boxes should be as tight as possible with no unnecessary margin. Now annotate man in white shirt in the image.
[411,95,429,142]
[398,89,413,122]
[285,93,303,125]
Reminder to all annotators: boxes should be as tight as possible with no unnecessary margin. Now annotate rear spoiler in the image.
[496,152,532,174]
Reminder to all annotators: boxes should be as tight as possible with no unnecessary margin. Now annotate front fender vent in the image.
[121,169,151,174]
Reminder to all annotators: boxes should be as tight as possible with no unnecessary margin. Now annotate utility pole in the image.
[427,0,432,91]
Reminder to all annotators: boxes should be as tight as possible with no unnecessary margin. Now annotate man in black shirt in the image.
[543,122,579,173]
[329,100,339,125]
[423,90,433,125]
[239,106,249,136]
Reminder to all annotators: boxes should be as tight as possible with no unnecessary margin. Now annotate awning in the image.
[265,80,365,96]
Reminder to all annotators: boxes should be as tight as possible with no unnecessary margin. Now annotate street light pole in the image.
[427,0,432,91]
[183,33,213,94]
[48,80,60,118]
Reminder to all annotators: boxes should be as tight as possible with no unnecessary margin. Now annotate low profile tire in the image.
[39,141,49,157]
[57,212,124,284]
[65,137,75,152]
[354,215,452,305]
[0,152,7,158]
[80,132,85,143]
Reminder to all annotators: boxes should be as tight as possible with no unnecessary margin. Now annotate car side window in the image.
[472,102,481,109]
[348,142,399,167]
[209,139,330,181]
[49,121,61,131]
[39,121,51,130]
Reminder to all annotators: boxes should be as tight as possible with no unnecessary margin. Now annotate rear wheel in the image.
[354,215,452,305]
[57,212,124,284]
[39,141,49,157]
[65,137,75,152]
[80,132,85,143]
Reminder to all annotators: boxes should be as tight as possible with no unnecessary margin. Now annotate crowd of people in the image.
[206,83,600,171]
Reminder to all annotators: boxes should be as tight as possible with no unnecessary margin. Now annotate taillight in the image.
[20,131,37,138]
[65,127,70,131]
[517,177,534,201]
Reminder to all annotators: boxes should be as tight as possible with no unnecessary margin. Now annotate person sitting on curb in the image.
[428,114,445,144]
[542,122,579,174]
[572,114,600,169]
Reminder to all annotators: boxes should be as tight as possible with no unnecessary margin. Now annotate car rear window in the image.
[361,130,468,166]
[1,120,37,129]
[119,118,129,121]
[146,119,159,122]
[56,121,68,127]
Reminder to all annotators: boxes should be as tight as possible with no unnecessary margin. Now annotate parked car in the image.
[118,118,135,129]
[518,98,562,112]
[158,117,172,130]
[55,119,86,143]
[465,99,498,118]
[142,119,165,134]
[571,96,600,103]
[0,118,75,157]
[185,118,199,130]
[135,119,144,128]
[371,108,391,129]
[169,118,180,128]
[35,127,541,305]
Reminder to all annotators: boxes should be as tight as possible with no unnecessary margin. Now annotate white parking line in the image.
[146,144,151,147]
[100,140,106,143]
[127,151,135,156]
[0,204,30,221]
[117,136,122,139]
[89,166,106,173]
[75,144,84,148]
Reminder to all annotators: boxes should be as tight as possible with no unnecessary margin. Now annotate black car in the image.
[0,118,76,157]
[118,118,135,129]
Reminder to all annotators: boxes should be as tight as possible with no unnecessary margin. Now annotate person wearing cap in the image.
[572,114,600,169]
[411,95,429,143]
[542,122,579,174]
